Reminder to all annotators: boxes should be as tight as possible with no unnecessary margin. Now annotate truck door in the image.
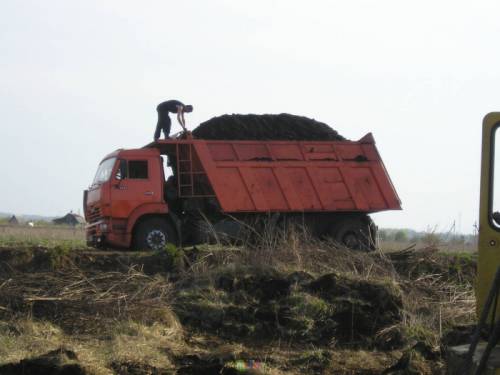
[110,157,162,219]
[478,112,500,319]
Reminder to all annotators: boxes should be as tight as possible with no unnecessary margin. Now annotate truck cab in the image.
[84,147,175,249]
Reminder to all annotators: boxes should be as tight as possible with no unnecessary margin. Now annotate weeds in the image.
[155,242,184,271]
[0,222,477,374]
[47,244,73,268]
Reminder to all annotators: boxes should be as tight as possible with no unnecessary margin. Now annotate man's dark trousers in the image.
[154,116,172,140]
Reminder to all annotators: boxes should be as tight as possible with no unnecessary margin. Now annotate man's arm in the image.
[176,105,186,130]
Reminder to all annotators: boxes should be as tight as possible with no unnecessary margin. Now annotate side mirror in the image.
[83,190,88,219]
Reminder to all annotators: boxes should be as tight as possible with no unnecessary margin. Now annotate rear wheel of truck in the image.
[133,217,178,251]
[331,216,376,251]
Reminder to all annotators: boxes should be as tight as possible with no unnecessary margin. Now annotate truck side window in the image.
[129,160,148,179]
[115,159,128,180]
[492,127,500,227]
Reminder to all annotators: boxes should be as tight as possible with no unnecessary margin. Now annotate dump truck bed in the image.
[147,133,401,213]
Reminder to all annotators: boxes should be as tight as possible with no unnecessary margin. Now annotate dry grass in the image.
[192,218,396,277]
[0,263,185,373]
[0,266,175,333]
[0,224,85,248]
[0,317,182,374]
[0,223,477,374]
[0,320,64,363]
[181,227,476,356]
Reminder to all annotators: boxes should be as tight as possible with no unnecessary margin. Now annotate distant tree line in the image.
[378,228,477,247]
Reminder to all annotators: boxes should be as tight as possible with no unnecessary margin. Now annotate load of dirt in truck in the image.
[192,113,346,141]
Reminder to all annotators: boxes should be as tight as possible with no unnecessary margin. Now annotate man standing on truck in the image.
[154,100,193,140]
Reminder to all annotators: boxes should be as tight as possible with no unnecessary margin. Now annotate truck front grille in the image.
[87,206,102,224]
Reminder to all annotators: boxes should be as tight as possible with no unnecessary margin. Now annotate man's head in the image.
[184,104,193,113]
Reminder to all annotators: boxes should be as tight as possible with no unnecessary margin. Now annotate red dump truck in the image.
[84,133,401,250]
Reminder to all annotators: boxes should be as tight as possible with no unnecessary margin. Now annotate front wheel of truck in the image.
[133,217,178,251]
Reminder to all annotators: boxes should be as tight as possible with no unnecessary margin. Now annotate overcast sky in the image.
[2,0,500,233]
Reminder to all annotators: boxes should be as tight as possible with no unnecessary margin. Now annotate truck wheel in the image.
[134,217,178,251]
[332,217,374,251]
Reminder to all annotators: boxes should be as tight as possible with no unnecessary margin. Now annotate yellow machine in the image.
[477,112,500,319]
[448,113,500,374]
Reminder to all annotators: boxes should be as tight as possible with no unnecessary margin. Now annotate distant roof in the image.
[53,213,85,225]
[72,214,85,224]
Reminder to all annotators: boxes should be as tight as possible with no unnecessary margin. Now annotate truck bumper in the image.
[86,233,106,248]
[86,220,131,249]
[86,220,108,248]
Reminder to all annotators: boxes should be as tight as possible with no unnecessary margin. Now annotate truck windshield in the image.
[92,157,117,186]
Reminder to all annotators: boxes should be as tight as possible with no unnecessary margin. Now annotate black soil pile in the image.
[174,267,403,349]
[110,361,174,375]
[0,348,86,375]
[192,113,346,141]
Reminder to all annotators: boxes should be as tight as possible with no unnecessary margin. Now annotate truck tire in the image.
[133,217,178,251]
[331,216,375,251]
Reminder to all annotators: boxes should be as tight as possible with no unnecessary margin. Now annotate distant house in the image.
[53,213,85,226]
[8,215,19,225]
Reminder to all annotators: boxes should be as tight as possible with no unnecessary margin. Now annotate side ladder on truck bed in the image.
[176,143,215,198]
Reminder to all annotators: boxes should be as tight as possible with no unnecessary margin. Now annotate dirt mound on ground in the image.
[306,273,403,346]
[192,113,346,141]
[0,246,176,275]
[0,245,474,374]
[174,267,403,348]
[0,348,86,375]
[110,361,173,375]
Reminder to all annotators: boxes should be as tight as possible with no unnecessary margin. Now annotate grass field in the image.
[0,224,86,248]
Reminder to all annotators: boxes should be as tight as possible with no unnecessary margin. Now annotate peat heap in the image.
[174,267,403,349]
[192,113,346,141]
